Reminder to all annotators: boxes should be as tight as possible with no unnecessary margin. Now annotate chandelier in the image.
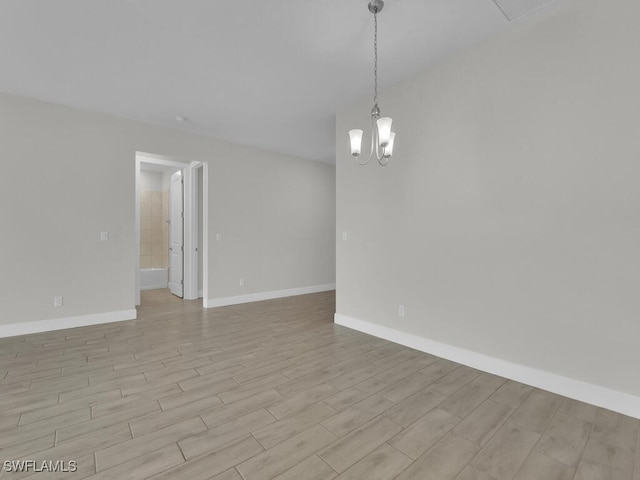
[348,0,396,166]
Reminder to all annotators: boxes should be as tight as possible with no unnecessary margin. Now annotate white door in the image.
[169,171,184,297]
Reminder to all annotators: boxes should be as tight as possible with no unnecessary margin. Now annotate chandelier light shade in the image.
[348,129,364,156]
[376,117,393,146]
[349,0,396,166]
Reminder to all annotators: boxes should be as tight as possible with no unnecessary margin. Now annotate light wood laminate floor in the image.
[1,290,638,479]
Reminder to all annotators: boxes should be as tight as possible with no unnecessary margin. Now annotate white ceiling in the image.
[0,0,554,163]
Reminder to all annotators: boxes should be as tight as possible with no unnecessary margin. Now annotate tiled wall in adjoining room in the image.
[140,170,169,268]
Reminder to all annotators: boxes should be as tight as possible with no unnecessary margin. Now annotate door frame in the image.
[135,152,208,305]
[184,162,206,300]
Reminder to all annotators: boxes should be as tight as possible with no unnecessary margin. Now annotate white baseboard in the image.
[197,289,203,299]
[334,313,640,420]
[205,283,336,309]
[0,310,137,338]
[140,283,168,291]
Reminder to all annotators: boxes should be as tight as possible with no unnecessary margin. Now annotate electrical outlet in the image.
[100,232,109,242]
[398,304,405,317]
[239,279,244,287]
[54,296,63,307]
[342,231,348,241]
[216,233,222,242]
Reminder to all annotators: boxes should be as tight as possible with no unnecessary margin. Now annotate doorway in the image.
[135,153,207,306]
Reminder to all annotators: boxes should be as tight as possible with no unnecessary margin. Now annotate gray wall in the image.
[0,92,335,327]
[208,146,336,298]
[336,0,640,398]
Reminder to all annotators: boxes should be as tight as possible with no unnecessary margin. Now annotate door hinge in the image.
[181,279,184,285]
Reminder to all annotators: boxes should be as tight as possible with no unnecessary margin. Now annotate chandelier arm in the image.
[360,122,375,165]
[373,123,380,161]
[374,120,384,161]
[358,149,372,165]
